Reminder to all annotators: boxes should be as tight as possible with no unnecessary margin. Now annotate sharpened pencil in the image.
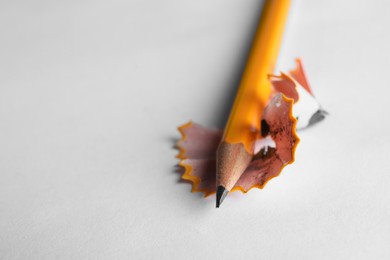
[216,0,291,207]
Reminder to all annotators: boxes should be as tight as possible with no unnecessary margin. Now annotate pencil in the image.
[216,0,291,207]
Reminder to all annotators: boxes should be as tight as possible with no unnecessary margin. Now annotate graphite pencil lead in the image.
[216,186,229,208]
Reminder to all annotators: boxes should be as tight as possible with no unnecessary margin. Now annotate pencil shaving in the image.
[175,59,325,197]
[176,94,297,196]
[269,59,325,129]
[234,94,299,192]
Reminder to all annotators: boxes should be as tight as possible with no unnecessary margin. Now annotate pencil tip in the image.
[216,186,229,208]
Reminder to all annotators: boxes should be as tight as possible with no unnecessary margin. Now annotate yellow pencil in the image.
[216,0,291,207]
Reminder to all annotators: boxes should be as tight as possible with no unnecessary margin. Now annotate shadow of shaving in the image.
[170,137,195,182]
[173,164,186,184]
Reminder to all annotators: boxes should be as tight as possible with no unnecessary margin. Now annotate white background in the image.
[1,0,389,259]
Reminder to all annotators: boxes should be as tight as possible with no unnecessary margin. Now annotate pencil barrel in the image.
[222,0,291,153]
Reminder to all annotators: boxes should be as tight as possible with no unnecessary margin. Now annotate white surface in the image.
[293,84,321,129]
[1,0,389,259]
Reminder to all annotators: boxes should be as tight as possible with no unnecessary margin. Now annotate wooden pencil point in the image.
[216,142,253,191]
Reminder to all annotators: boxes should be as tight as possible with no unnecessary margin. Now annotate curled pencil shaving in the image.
[176,59,323,196]
[237,93,299,189]
[269,58,313,99]
[288,58,314,95]
[177,94,298,196]
[176,122,220,196]
[269,58,327,129]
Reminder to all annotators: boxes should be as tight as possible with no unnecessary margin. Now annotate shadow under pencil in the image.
[213,0,267,129]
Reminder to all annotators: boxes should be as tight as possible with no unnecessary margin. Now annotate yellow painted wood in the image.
[223,0,291,153]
